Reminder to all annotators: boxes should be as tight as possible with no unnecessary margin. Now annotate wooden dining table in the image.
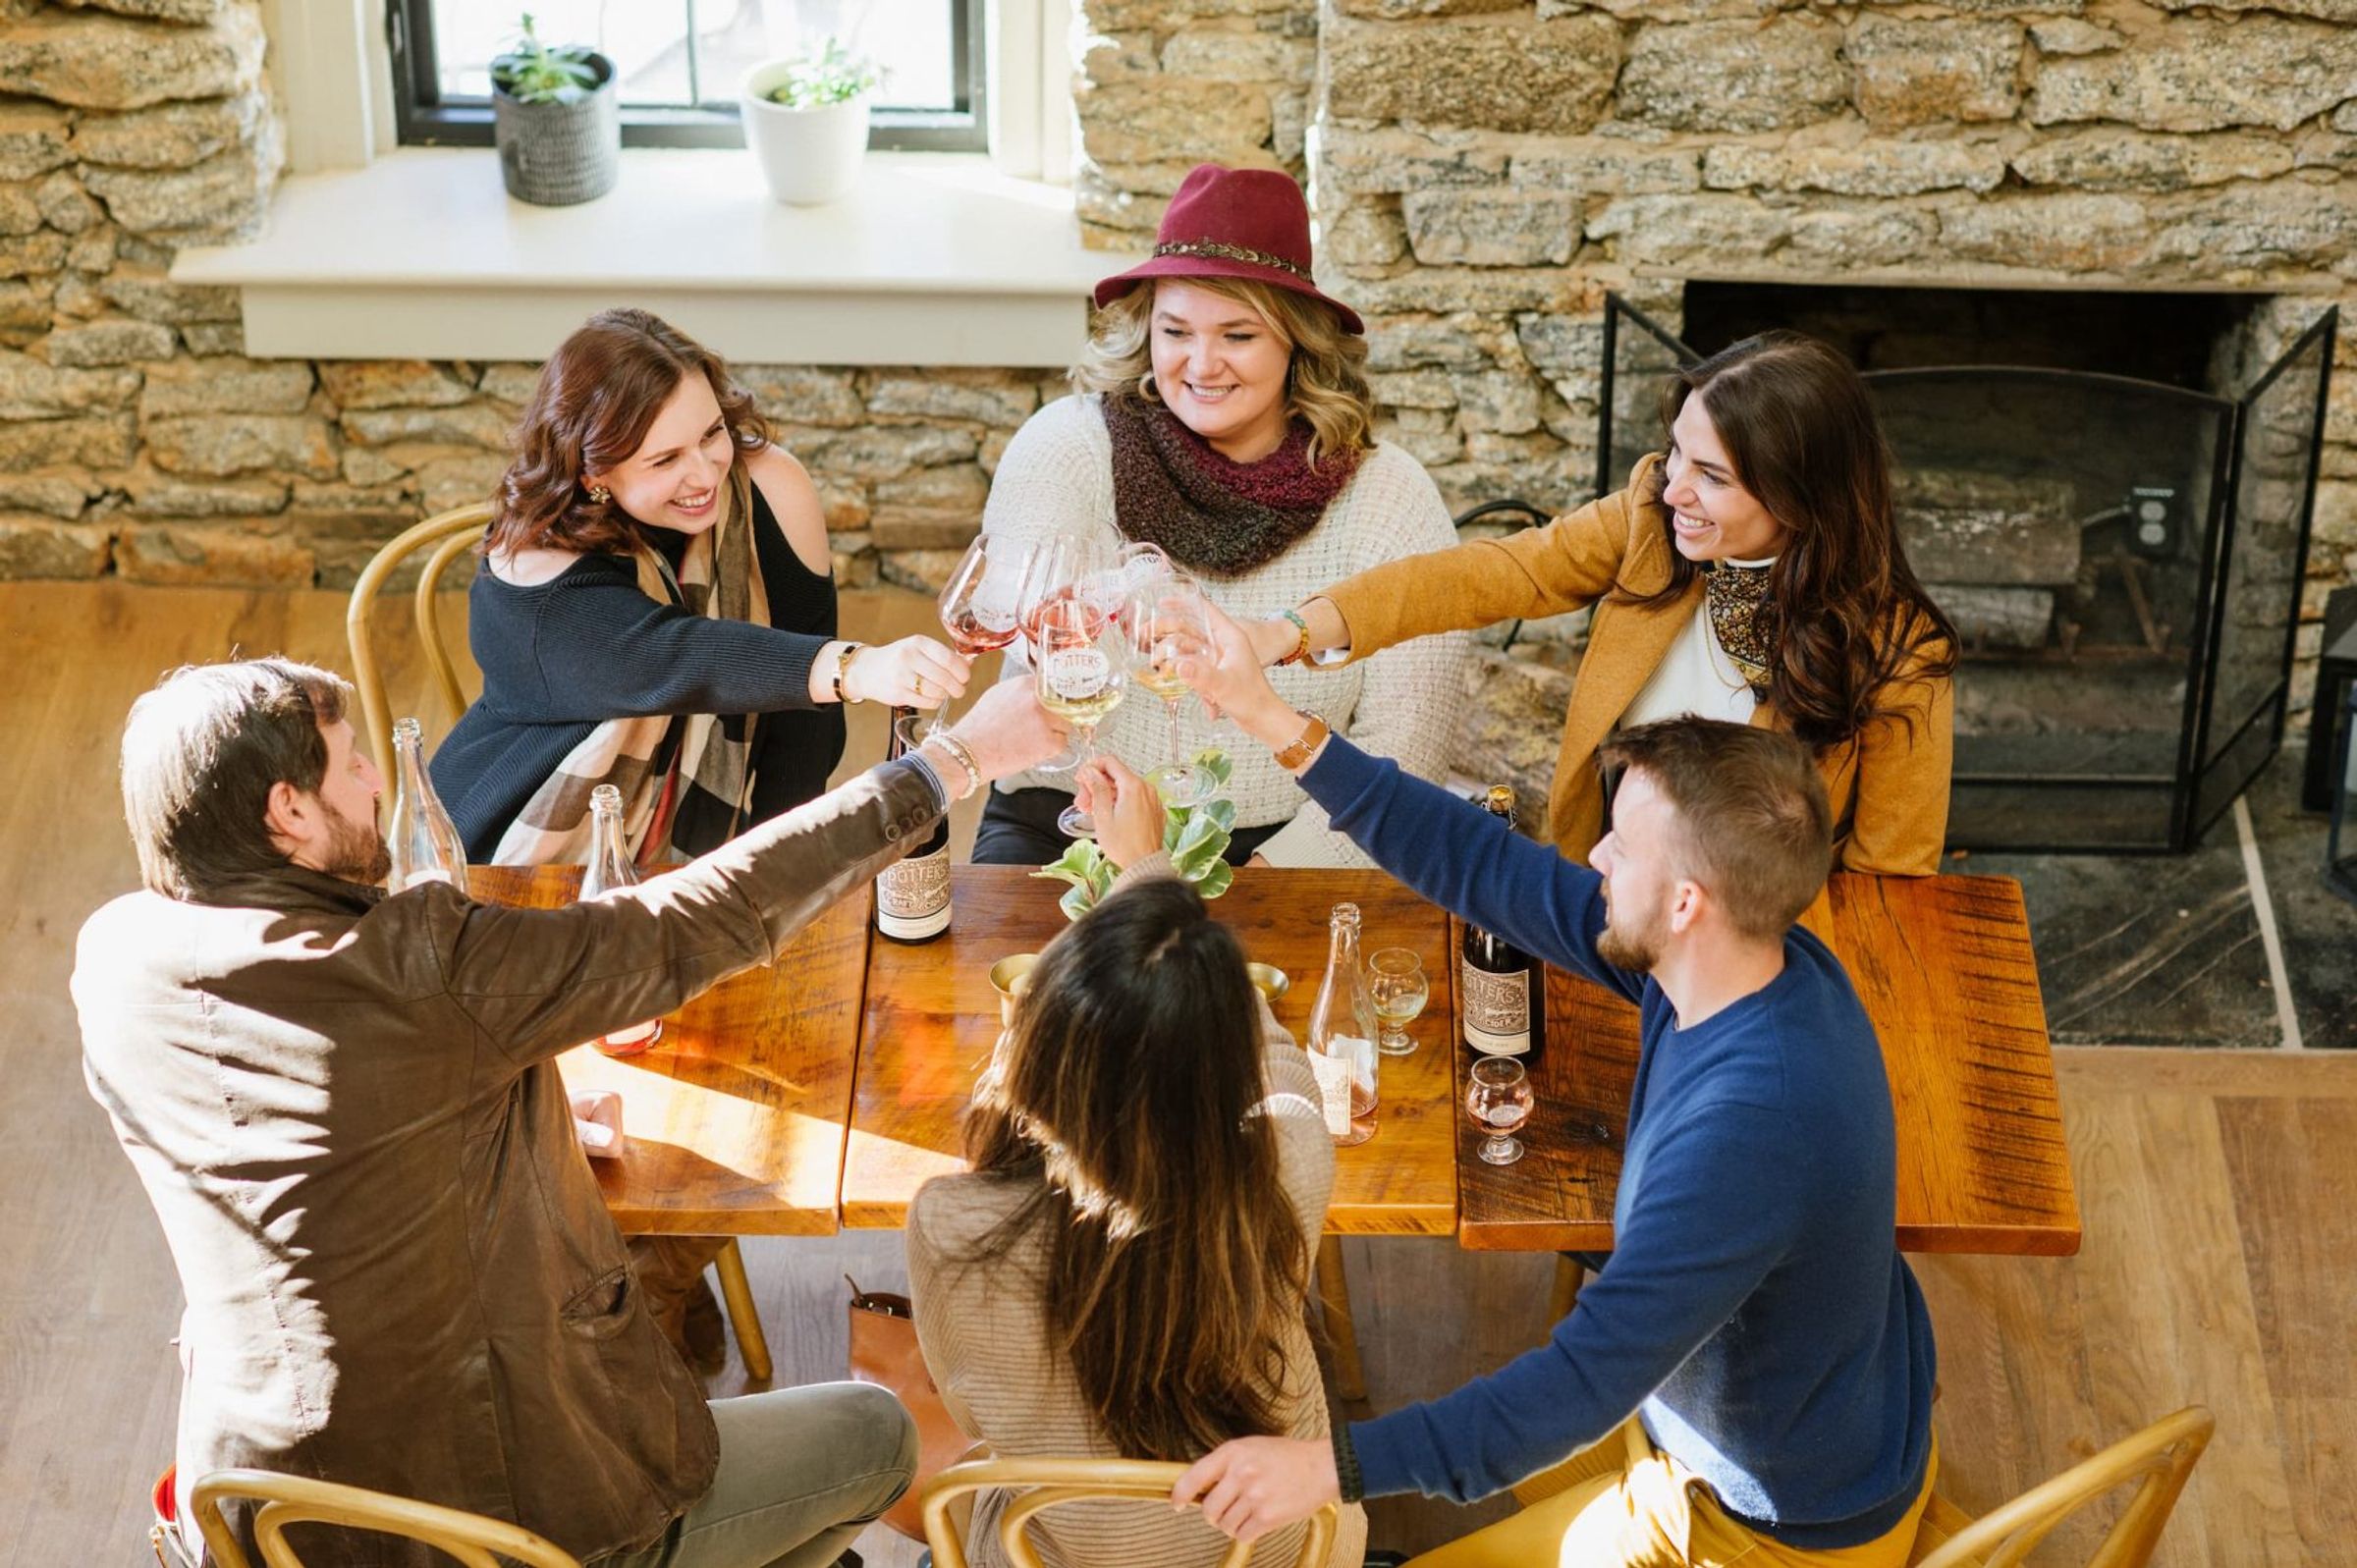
[841,864,1462,1236]
[469,863,873,1237]
[470,861,2079,1262]
[1458,871,2083,1257]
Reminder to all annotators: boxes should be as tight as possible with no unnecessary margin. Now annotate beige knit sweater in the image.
[981,392,1471,869]
[905,959,1367,1568]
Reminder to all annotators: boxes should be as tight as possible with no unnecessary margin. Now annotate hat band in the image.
[1152,239,1312,283]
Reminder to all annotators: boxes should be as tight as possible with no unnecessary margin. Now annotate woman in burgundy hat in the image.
[970,163,1468,868]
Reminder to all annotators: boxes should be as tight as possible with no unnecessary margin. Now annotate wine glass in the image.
[1015,535,1110,775]
[1466,1056,1533,1165]
[1033,593,1127,837]
[931,535,1031,732]
[1367,947,1429,1057]
[1123,572,1217,807]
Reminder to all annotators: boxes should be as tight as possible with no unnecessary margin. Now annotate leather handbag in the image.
[846,1275,979,1541]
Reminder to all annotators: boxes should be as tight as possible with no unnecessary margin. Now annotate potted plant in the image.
[491,14,620,207]
[1033,752,1236,921]
[740,38,885,207]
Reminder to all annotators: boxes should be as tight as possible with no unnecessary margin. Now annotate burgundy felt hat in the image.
[1093,164,1364,335]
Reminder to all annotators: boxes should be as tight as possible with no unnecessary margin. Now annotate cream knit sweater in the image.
[982,392,1471,869]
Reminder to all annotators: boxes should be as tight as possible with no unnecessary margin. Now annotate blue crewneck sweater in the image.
[1299,738,1937,1548]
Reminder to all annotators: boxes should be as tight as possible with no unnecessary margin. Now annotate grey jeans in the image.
[590,1383,920,1568]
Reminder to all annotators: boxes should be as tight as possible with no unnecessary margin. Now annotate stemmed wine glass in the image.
[1014,535,1112,775]
[1032,593,1128,837]
[929,535,1031,733]
[1367,947,1429,1057]
[1123,571,1217,807]
[1466,1055,1533,1165]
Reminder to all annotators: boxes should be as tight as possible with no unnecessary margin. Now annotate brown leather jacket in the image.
[75,758,943,1567]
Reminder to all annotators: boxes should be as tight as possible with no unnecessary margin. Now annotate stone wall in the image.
[0,1,1047,598]
[1274,0,2357,717]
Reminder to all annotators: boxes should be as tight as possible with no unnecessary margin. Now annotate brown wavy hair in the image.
[956,877,1312,1461]
[482,308,773,558]
[1635,331,1956,750]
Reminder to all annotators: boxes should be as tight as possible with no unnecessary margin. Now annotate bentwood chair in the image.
[192,1469,582,1568]
[344,505,777,1385]
[923,1457,1342,1568]
[345,502,493,777]
[1907,1406,2215,1568]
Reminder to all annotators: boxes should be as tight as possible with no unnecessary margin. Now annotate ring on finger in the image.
[913,676,930,699]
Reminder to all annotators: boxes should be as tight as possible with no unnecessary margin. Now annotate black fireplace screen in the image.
[1596,293,2339,854]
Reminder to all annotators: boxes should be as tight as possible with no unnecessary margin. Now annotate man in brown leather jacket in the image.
[75,658,1062,1568]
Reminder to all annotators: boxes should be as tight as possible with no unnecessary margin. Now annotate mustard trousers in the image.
[1402,1420,1936,1568]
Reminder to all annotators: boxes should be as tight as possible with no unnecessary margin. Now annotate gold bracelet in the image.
[829,641,865,704]
[934,731,983,797]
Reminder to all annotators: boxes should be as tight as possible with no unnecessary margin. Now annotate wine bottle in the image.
[579,783,663,1056]
[1461,784,1544,1061]
[1306,901,1380,1147]
[387,715,468,892]
[876,708,952,943]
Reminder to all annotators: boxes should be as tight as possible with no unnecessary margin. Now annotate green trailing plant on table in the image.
[491,15,603,106]
[1034,751,1235,921]
[761,38,887,109]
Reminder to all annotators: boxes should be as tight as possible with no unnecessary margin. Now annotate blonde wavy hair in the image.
[1071,277,1375,466]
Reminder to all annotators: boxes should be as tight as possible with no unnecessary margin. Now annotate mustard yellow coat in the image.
[1322,455,1955,877]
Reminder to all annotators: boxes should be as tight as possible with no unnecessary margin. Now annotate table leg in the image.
[715,1239,774,1384]
[1315,1235,1367,1404]
[1549,1255,1583,1322]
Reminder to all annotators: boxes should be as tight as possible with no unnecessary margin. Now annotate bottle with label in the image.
[1305,901,1380,1147]
[1461,784,1545,1061]
[579,783,663,1056]
[386,715,469,893]
[876,708,952,943]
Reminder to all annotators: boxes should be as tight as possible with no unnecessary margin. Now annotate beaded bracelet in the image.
[1277,608,1312,667]
[933,731,983,797]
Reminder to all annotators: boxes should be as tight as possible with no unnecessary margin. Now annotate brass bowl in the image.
[989,952,1039,1027]
[1245,962,1290,1003]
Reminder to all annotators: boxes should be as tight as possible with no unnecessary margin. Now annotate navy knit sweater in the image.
[1299,738,1937,1549]
[431,487,846,861]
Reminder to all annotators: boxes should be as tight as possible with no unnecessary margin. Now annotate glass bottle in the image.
[579,783,662,1055]
[875,709,953,942]
[1462,784,1545,1061]
[1306,901,1380,1147]
[386,716,468,893]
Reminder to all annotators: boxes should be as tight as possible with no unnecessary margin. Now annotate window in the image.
[388,0,987,153]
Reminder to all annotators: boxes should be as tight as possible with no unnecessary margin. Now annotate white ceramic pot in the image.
[740,62,870,206]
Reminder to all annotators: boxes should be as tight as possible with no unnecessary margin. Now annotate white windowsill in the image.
[172,148,1137,368]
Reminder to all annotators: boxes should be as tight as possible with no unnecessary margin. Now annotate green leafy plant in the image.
[1033,751,1236,921]
[762,38,886,109]
[491,14,603,106]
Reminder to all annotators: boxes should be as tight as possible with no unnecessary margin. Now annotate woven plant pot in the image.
[493,52,620,207]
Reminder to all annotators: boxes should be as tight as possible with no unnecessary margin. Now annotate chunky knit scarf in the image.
[1101,391,1362,577]
[1705,560,1777,695]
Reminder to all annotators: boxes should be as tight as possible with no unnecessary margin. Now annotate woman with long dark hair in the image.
[907,768,1366,1568]
[1237,331,1957,875]
[429,309,970,1368]
[431,307,967,867]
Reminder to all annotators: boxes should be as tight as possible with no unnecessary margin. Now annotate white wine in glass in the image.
[1033,595,1127,835]
[1367,947,1428,1057]
[1123,573,1216,807]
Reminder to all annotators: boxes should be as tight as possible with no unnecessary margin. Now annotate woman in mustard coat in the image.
[1243,331,1958,876]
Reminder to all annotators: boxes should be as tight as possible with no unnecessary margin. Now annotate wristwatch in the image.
[1272,710,1330,772]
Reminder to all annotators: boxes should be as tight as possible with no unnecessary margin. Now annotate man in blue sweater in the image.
[1147,616,1939,1567]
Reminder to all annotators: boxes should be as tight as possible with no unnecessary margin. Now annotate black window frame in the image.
[385,0,989,154]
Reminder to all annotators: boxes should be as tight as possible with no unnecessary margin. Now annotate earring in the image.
[587,483,612,505]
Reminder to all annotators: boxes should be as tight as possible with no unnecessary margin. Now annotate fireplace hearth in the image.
[1597,287,2338,854]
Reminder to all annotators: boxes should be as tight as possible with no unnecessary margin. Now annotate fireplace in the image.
[1595,288,2338,854]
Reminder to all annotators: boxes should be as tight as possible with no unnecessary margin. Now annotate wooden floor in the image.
[2,582,2351,1566]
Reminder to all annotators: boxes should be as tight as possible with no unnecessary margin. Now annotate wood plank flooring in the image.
[2,583,2350,1566]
